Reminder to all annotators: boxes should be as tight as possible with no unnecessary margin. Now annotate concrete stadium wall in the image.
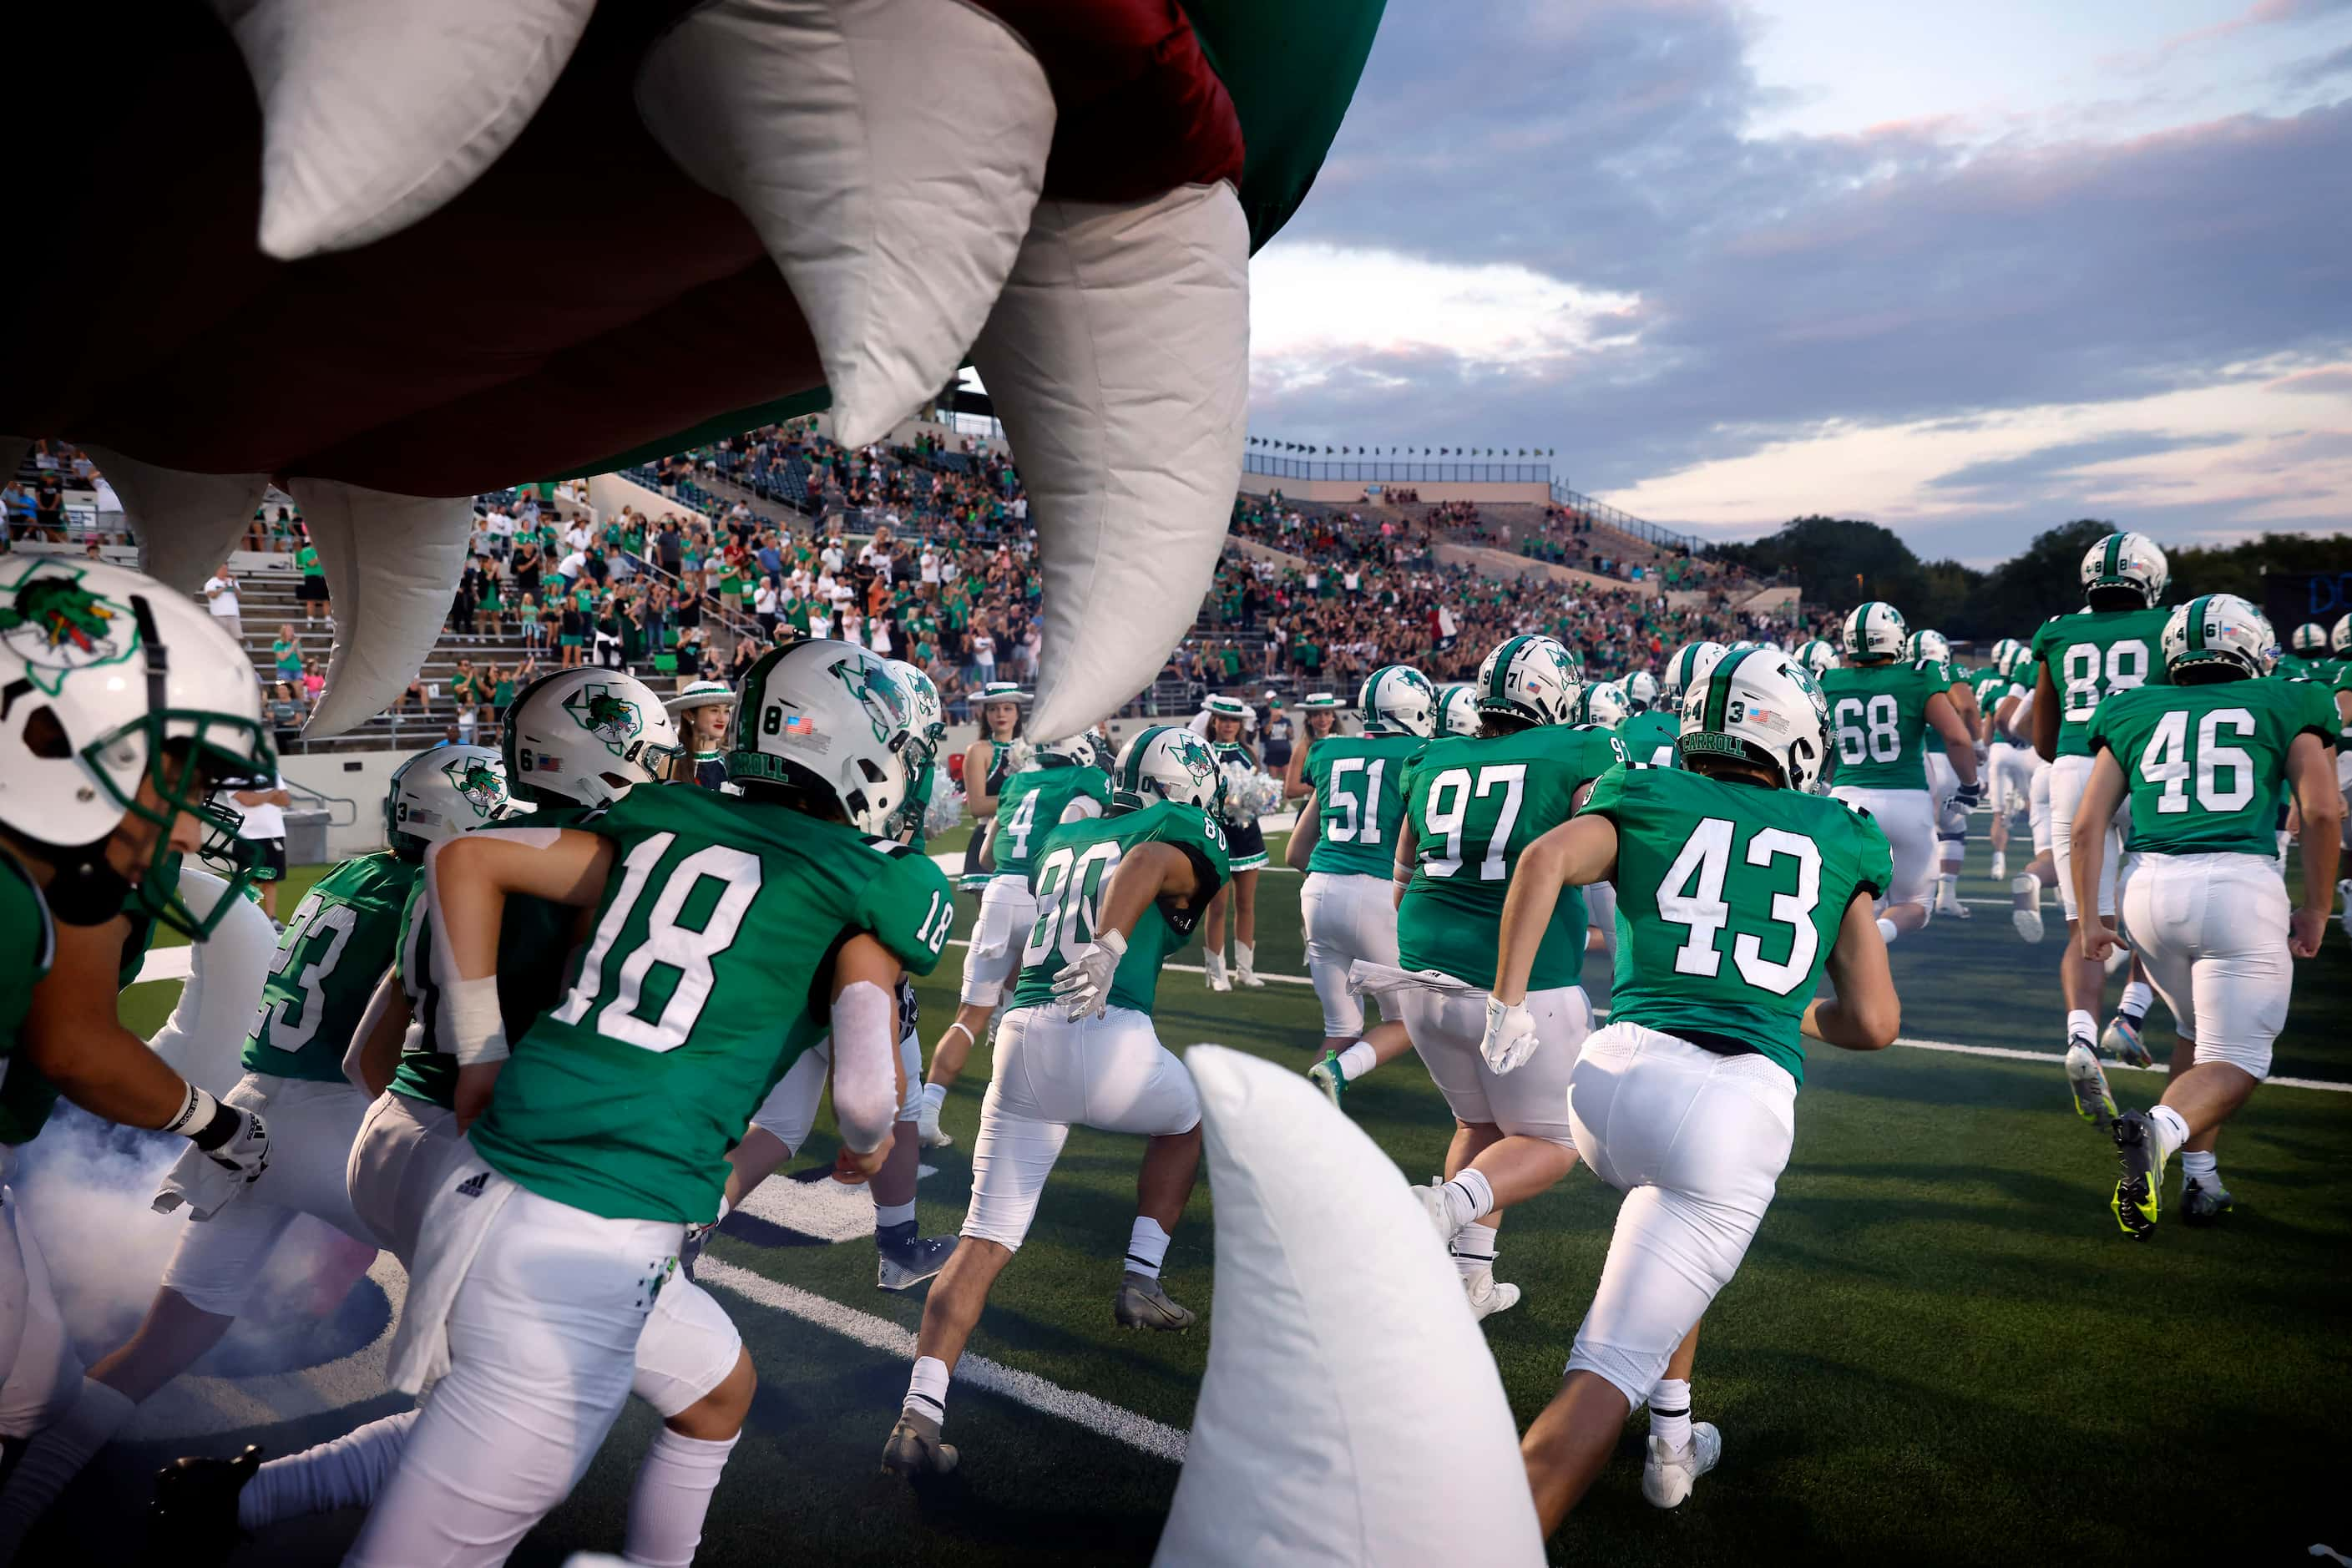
[1237,473,1553,506]
[1435,542,1626,594]
[284,748,405,859]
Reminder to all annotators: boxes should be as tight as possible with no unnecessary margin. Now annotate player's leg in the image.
[1874,791,1938,938]
[1641,1319,1712,1509]
[873,1024,956,1290]
[890,1007,1070,1475]
[2048,756,2122,1123]
[1073,1008,1209,1331]
[2013,762,2057,942]
[1301,872,1365,1055]
[343,1191,678,1566]
[1230,867,1265,987]
[1308,874,1414,1106]
[0,1181,124,1560]
[2102,949,2157,1068]
[628,1277,753,1568]
[1928,754,1966,918]
[1201,882,1232,990]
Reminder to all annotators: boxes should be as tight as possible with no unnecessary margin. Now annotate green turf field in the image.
[88,825,2352,1566]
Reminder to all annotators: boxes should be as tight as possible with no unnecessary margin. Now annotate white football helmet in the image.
[1474,635,1581,727]
[1435,682,1480,736]
[1906,629,1951,665]
[1989,637,2024,674]
[2162,594,2274,680]
[1679,648,1832,794]
[2334,613,2350,655]
[503,668,684,808]
[387,745,510,852]
[1661,641,1728,708]
[1579,681,1631,729]
[1030,733,1100,767]
[2290,621,2328,655]
[1841,601,1909,662]
[1793,638,1840,676]
[1110,725,1222,813]
[1358,665,1437,737]
[2080,532,2168,608]
[729,639,918,835]
[1622,669,1661,713]
[884,659,945,760]
[0,555,272,937]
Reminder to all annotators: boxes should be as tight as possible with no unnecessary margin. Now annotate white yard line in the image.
[693,1255,1189,1463]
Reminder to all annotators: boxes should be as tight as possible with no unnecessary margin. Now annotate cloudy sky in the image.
[1249,0,2352,563]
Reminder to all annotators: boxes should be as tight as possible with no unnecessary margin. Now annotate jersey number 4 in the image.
[552,832,762,1052]
[1657,817,1821,996]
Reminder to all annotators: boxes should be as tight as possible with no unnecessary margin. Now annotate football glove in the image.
[1479,996,1541,1075]
[1050,928,1128,1019]
[1955,778,1984,810]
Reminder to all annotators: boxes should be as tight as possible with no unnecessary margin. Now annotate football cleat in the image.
[1204,952,1231,993]
[2111,1110,2167,1238]
[1308,1050,1349,1110]
[1641,1422,1722,1510]
[2011,876,2044,943]
[149,1444,261,1567]
[1934,878,1963,918]
[1463,1272,1520,1322]
[877,1232,957,1292]
[2181,1179,2233,1227]
[1113,1271,1197,1332]
[2065,1037,2117,1129]
[882,1411,959,1478]
[2102,1014,2152,1069]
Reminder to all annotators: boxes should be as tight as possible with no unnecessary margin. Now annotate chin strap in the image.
[43,847,133,928]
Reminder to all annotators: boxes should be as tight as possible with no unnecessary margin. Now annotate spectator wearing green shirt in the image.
[296,538,329,623]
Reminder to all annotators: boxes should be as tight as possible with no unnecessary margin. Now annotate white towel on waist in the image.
[1348,961,1477,1001]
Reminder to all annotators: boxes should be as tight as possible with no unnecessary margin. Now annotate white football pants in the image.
[1300,871,1400,1036]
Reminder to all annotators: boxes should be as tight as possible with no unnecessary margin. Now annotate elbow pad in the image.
[829,980,898,1154]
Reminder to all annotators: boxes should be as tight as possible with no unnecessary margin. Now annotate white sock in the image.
[240,1408,420,1530]
[1649,1378,1692,1450]
[1876,916,1899,944]
[2180,1148,2220,1191]
[1449,1222,1497,1282]
[2118,981,2152,1024]
[2067,1009,2097,1045]
[0,1378,135,1556]
[1939,872,1960,898]
[903,1356,950,1425]
[623,1427,739,1568]
[875,1199,916,1231]
[1437,1168,1495,1231]
[1337,1040,1379,1080]
[1125,1216,1172,1279]
[2148,1105,2191,1161]
[919,1081,947,1116]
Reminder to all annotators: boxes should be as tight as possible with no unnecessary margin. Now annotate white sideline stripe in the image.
[693,1255,1189,1463]
[1890,1034,2351,1095]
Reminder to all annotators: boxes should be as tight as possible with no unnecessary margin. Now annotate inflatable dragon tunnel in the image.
[3,0,1384,741]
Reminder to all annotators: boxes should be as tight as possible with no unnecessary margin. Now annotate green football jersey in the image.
[1818,660,1951,789]
[2029,607,2172,758]
[992,762,1111,880]
[1303,731,1423,878]
[390,804,593,1110]
[471,784,955,1222]
[1967,666,2011,720]
[2332,666,2352,744]
[245,852,418,1084]
[1397,725,1626,990]
[1007,799,1231,1017]
[1920,660,1968,754]
[1618,711,1682,769]
[2087,678,2337,857]
[2272,653,2337,685]
[1581,764,1892,1083]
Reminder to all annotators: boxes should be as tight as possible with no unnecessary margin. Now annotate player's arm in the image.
[1802,890,1899,1050]
[25,916,267,1166]
[1925,691,1979,788]
[1490,815,1619,1008]
[344,965,413,1098]
[2032,659,2060,761]
[2285,731,2342,959]
[1048,843,1201,1017]
[827,934,904,1179]
[1286,792,1318,871]
[2067,750,2127,961]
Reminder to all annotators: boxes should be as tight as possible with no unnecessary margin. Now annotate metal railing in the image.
[1545,479,1706,556]
[1242,453,1557,485]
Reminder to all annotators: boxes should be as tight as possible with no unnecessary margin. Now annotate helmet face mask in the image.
[2080,531,2169,609]
[1358,665,1437,737]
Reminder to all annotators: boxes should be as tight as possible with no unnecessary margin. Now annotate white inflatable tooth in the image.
[291,480,474,736]
[1160,1047,1545,1567]
[82,447,269,594]
[636,0,1053,450]
[978,183,1250,741]
[212,0,597,259]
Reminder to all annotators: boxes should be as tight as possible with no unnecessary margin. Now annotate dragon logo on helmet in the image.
[830,658,910,745]
[442,757,508,818]
[0,562,140,696]
[563,684,645,756]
